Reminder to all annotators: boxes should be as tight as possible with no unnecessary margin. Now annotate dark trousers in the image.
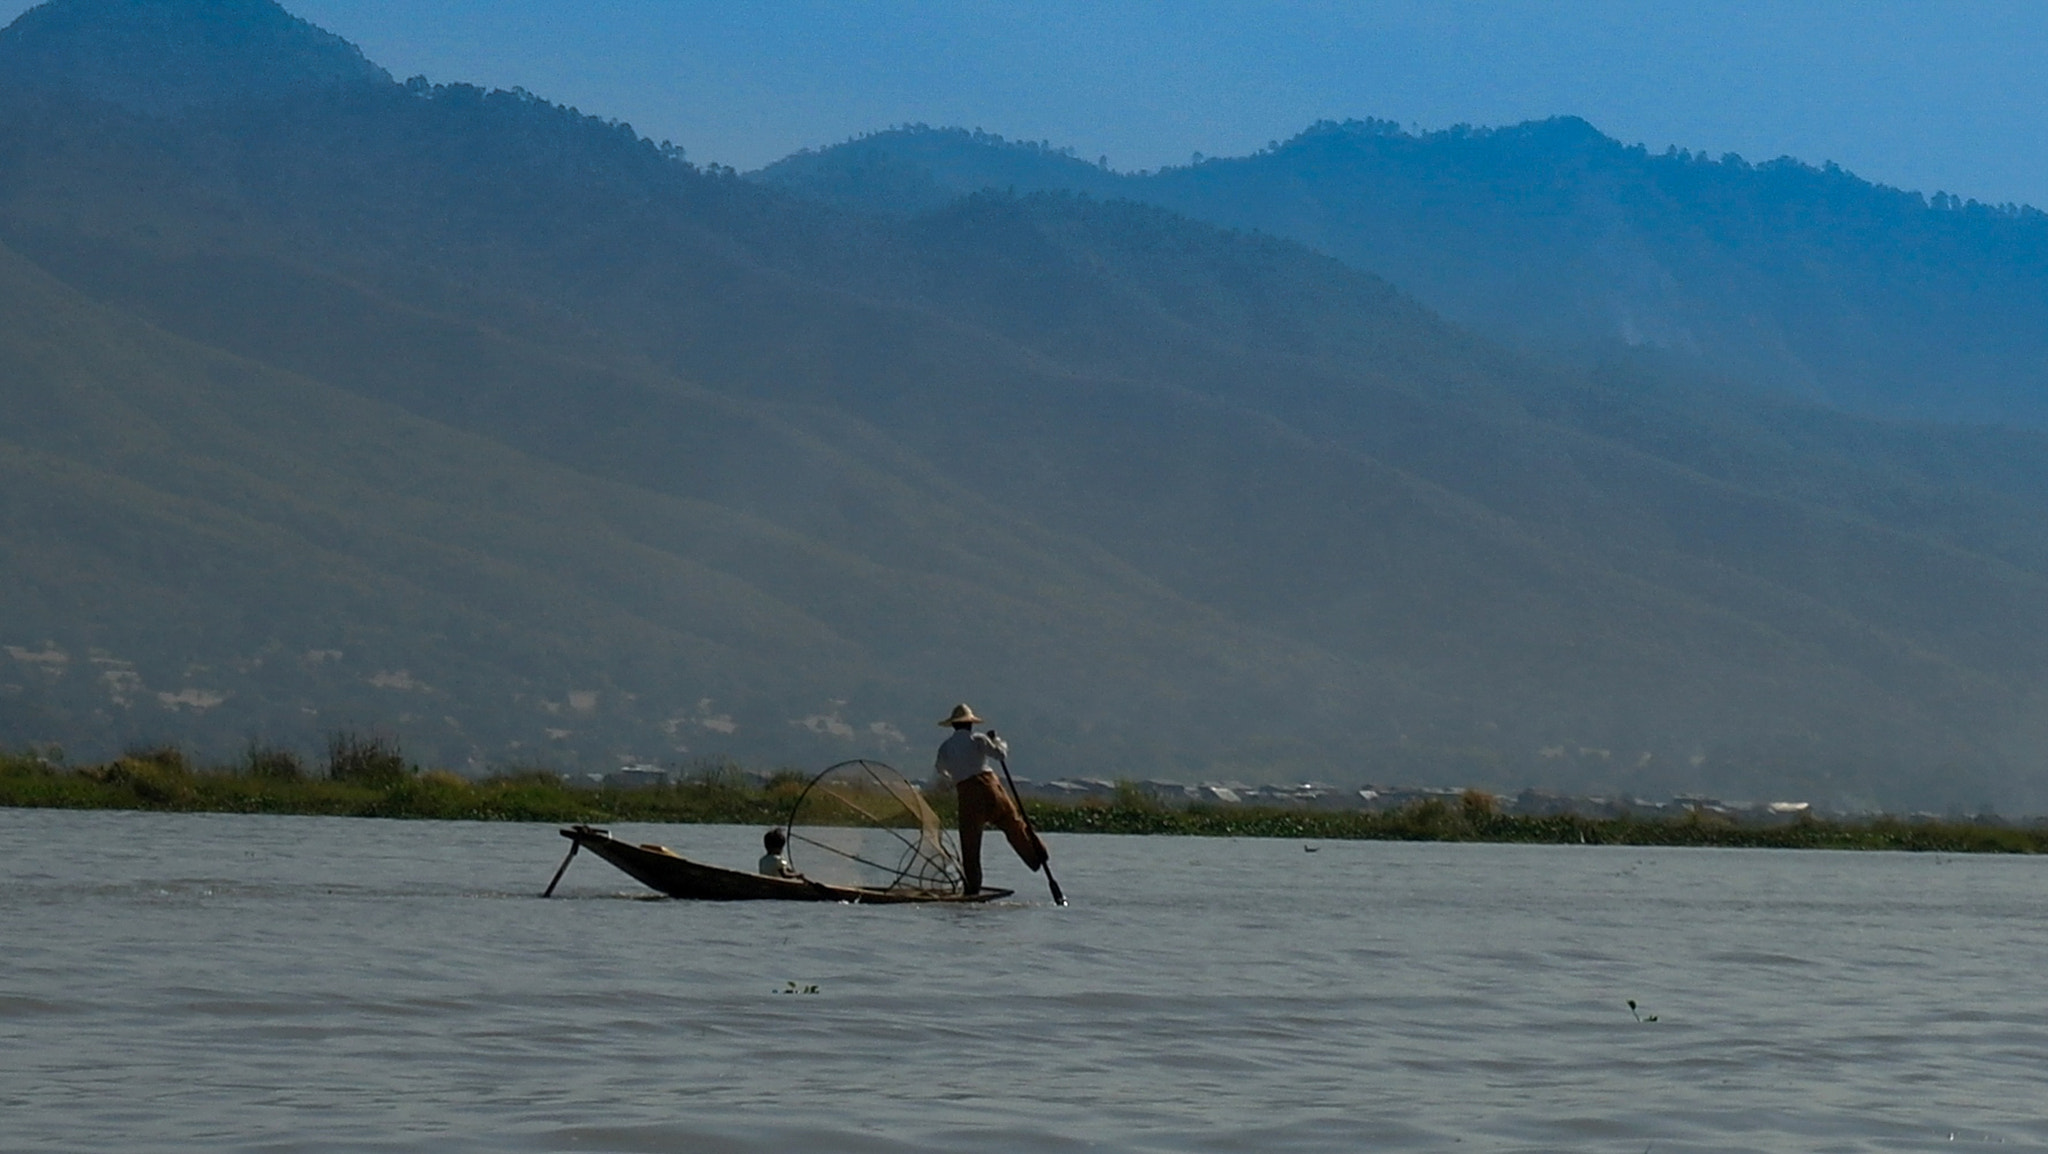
[956,772,1047,893]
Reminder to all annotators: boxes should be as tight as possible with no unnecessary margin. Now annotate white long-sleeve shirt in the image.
[934,728,1007,784]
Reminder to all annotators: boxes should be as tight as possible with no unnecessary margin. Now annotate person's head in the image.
[940,703,983,730]
[763,828,786,853]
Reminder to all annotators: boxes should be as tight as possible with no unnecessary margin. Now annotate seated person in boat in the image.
[758,828,797,878]
[934,703,1049,894]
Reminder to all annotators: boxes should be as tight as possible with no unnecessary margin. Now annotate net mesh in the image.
[784,759,964,893]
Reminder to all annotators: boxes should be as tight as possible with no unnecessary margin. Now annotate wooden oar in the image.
[541,839,579,897]
[994,751,1066,906]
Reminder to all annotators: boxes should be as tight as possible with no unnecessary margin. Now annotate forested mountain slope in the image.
[763,121,2048,428]
[0,0,387,112]
[6,0,2048,808]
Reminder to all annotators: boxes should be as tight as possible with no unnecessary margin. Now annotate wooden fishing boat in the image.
[550,824,1012,903]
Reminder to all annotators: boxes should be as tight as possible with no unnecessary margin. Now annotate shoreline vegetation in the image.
[4,742,2046,854]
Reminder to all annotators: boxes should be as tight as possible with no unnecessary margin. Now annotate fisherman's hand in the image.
[984,729,1007,755]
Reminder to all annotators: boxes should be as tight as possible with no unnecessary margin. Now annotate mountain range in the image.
[4,0,2048,810]
[764,121,2048,429]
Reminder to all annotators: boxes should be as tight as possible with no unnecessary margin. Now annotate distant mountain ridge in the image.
[761,120,2048,429]
[0,0,389,113]
[6,0,2048,809]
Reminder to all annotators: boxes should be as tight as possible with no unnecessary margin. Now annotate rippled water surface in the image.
[5,809,2048,1152]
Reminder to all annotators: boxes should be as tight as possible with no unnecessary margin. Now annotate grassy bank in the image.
[0,745,795,824]
[3,746,2044,853]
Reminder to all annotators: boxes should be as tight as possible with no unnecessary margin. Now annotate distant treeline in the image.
[4,744,2044,854]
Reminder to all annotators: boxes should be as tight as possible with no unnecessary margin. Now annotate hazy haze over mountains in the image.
[5,0,2048,810]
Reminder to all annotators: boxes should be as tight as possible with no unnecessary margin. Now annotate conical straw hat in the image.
[938,703,983,726]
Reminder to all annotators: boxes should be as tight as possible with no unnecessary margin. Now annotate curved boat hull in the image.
[557,825,1012,903]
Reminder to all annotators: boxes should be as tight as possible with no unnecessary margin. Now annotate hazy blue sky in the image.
[7,1,2047,206]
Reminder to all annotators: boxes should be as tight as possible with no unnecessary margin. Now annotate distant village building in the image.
[605,764,673,788]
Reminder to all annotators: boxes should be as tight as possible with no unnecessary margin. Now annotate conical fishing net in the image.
[784,759,965,893]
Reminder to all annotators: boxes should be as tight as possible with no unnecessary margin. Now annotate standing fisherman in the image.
[934,703,1048,894]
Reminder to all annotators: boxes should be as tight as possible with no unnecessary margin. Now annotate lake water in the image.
[3,809,2046,1152]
